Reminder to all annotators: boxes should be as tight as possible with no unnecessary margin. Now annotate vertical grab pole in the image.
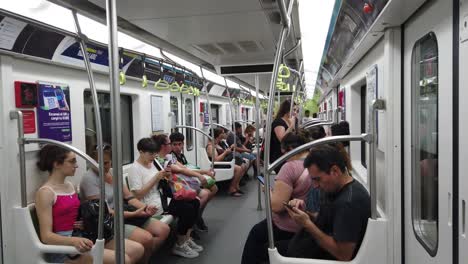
[71,11,106,244]
[264,0,293,249]
[200,69,216,170]
[255,75,262,211]
[369,99,385,219]
[224,79,237,162]
[105,0,125,262]
[9,111,26,207]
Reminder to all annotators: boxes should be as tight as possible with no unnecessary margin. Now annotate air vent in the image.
[238,41,261,52]
[195,44,224,55]
[217,42,242,54]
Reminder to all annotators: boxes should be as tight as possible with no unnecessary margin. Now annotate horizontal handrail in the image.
[302,121,334,129]
[24,138,99,170]
[176,125,212,140]
[267,134,370,174]
[211,123,231,132]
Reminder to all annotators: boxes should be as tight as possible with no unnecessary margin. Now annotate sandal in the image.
[229,191,243,197]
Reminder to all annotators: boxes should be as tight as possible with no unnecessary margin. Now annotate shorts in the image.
[124,218,157,238]
[241,152,256,161]
[44,230,79,263]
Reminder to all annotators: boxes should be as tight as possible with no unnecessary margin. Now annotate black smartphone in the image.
[283,201,294,210]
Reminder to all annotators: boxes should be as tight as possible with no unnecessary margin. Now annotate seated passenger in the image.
[228,123,257,175]
[80,144,170,263]
[169,132,218,232]
[241,131,312,264]
[309,125,326,141]
[127,138,202,258]
[243,125,256,150]
[206,128,245,197]
[281,144,370,261]
[35,144,144,264]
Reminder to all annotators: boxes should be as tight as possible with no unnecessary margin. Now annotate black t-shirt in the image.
[288,179,371,260]
[171,151,188,165]
[270,118,288,171]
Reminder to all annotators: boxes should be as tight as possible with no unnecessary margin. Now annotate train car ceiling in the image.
[316,0,428,94]
[48,0,302,93]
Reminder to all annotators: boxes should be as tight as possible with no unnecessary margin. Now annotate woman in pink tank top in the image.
[35,145,144,263]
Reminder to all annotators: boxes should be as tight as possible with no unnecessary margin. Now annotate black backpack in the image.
[79,199,114,242]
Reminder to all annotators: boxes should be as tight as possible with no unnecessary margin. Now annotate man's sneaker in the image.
[195,218,208,232]
[186,238,204,252]
[172,241,199,258]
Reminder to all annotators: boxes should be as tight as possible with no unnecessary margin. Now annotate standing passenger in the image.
[270,100,296,173]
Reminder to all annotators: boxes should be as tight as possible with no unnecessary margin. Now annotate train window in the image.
[211,104,220,124]
[185,98,194,151]
[83,91,134,164]
[411,32,438,256]
[170,96,179,131]
[360,85,367,168]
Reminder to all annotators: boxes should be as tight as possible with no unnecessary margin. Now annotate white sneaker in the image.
[186,238,204,252]
[172,241,199,258]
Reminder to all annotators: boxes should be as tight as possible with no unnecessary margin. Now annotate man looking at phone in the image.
[283,144,370,261]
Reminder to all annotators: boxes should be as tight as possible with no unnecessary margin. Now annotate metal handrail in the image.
[267,134,370,174]
[176,126,213,141]
[283,39,301,62]
[211,123,231,133]
[263,0,293,249]
[199,75,216,170]
[235,120,255,124]
[71,11,106,247]
[254,75,263,211]
[224,79,237,162]
[105,0,125,262]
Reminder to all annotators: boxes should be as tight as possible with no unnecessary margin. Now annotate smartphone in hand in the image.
[283,201,294,210]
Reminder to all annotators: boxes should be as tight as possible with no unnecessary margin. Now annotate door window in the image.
[411,32,438,256]
[185,98,194,150]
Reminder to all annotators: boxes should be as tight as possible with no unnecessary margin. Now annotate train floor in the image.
[150,176,266,264]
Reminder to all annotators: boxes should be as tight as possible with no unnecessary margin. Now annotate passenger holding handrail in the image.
[280,145,370,261]
[80,144,170,263]
[270,100,297,173]
[206,128,245,197]
[35,144,144,264]
[241,131,312,264]
[127,138,203,258]
[169,132,218,233]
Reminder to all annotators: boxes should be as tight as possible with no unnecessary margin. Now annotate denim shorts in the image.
[44,230,75,263]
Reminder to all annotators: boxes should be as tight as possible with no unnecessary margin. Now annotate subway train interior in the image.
[0,0,466,263]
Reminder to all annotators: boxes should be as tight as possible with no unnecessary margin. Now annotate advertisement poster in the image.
[37,82,72,142]
[151,95,164,132]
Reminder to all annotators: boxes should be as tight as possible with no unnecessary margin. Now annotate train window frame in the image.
[185,98,194,151]
[83,91,134,165]
[410,32,439,257]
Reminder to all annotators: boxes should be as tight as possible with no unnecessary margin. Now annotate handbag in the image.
[169,173,198,201]
[80,199,114,242]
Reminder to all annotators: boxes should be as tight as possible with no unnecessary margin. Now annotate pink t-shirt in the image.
[272,159,312,233]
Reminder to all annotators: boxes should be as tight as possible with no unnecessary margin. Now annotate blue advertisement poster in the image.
[37,82,72,142]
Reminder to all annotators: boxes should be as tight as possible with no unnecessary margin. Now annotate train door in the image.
[182,94,196,162]
[403,1,453,263]
[170,96,180,130]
